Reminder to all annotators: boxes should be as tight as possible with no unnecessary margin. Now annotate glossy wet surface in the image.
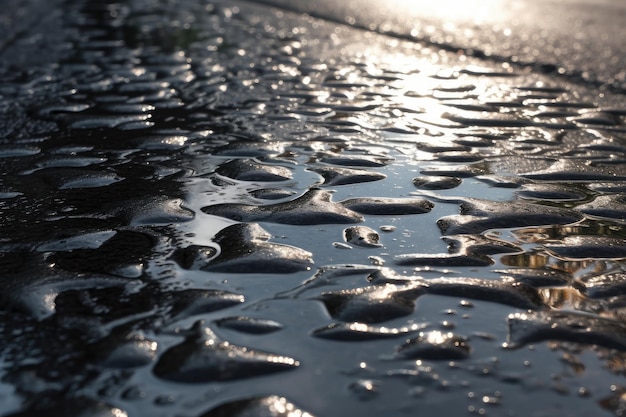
[1,0,626,416]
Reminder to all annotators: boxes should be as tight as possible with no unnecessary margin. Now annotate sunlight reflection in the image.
[394,0,495,25]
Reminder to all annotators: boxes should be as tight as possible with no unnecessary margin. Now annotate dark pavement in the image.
[1,1,626,416]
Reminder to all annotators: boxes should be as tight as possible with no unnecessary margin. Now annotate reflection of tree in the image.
[529,286,626,378]
[497,217,626,379]
[500,250,549,268]
[514,220,626,242]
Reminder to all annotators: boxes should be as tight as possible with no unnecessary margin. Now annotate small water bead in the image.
[396,331,470,361]
[214,316,284,334]
[412,176,462,190]
[121,386,146,401]
[154,395,177,406]
[249,188,296,200]
[312,322,425,341]
[348,379,379,401]
[341,196,433,215]
[440,320,455,330]
[380,225,396,232]
[467,405,487,415]
[333,242,353,249]
[481,393,501,405]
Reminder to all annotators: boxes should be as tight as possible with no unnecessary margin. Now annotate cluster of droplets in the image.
[1,0,626,415]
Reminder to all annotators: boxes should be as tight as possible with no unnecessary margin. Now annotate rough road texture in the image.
[1,0,626,416]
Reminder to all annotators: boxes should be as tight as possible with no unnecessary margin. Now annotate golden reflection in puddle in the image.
[514,221,626,244]
[500,238,626,365]
[537,284,626,378]
[500,250,549,269]
[539,285,626,318]
[539,287,587,310]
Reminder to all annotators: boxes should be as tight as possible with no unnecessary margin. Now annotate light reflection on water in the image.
[391,0,514,26]
[174,9,626,412]
[1,0,626,416]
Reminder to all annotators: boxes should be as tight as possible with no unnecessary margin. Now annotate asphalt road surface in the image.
[1,1,625,416]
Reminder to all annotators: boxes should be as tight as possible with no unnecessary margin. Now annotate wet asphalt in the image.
[1,1,626,416]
